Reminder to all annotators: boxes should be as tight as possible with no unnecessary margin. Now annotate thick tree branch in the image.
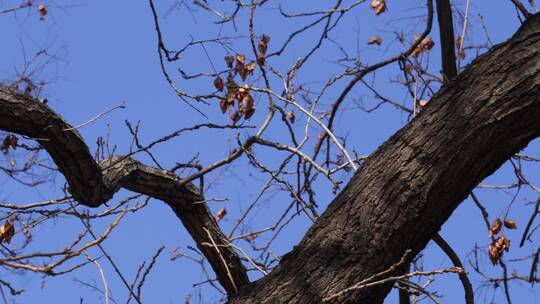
[231,13,540,303]
[433,234,474,304]
[0,92,249,295]
[435,0,458,81]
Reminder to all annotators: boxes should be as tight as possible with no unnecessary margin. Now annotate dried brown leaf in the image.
[220,98,229,113]
[503,219,517,229]
[287,111,296,124]
[489,218,503,237]
[257,54,266,66]
[246,62,256,74]
[243,107,256,120]
[374,1,386,15]
[370,0,381,9]
[224,56,235,68]
[244,232,258,241]
[231,111,241,124]
[258,34,270,55]
[214,76,224,92]
[215,208,227,222]
[235,54,246,76]
[1,135,18,154]
[488,242,501,265]
[0,220,15,244]
[368,36,383,45]
[37,4,47,21]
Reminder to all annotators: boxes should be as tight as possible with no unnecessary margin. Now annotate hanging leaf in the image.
[503,219,517,229]
[370,0,387,15]
[244,232,258,240]
[404,64,414,74]
[0,220,15,244]
[215,208,227,222]
[231,111,241,124]
[411,36,436,57]
[243,107,256,120]
[37,4,47,21]
[236,54,245,67]
[246,62,257,74]
[257,54,266,66]
[368,36,383,45]
[214,76,224,92]
[488,235,511,265]
[224,56,235,68]
[258,34,270,55]
[239,68,249,81]
[219,98,229,113]
[489,218,503,237]
[1,135,18,154]
[287,111,296,124]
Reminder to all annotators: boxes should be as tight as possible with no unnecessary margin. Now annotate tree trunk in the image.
[230,14,540,303]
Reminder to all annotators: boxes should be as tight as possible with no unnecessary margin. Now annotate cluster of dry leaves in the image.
[488,218,517,264]
[214,35,270,123]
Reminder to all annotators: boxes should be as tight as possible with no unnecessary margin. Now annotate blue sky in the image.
[1,1,539,303]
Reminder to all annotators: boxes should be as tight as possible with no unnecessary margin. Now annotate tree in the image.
[0,1,539,303]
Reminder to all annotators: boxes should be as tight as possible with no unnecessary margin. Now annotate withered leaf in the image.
[404,64,413,74]
[489,218,503,238]
[370,0,386,15]
[489,235,511,265]
[315,132,325,150]
[37,4,47,21]
[244,232,258,241]
[240,92,254,109]
[243,107,256,120]
[219,98,229,113]
[246,62,256,74]
[411,36,436,57]
[488,242,501,265]
[235,54,246,76]
[239,68,249,81]
[224,56,235,68]
[0,220,15,244]
[231,111,241,124]
[368,36,383,45]
[287,111,296,124]
[215,208,227,222]
[257,54,266,66]
[236,54,245,66]
[214,76,224,92]
[258,34,270,55]
[503,219,517,229]
[1,135,18,154]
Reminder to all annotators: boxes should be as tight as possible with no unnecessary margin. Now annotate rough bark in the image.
[0,93,249,294]
[230,13,540,303]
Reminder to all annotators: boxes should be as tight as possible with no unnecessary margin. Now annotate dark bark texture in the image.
[435,0,458,81]
[1,11,540,304]
[230,14,540,303]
